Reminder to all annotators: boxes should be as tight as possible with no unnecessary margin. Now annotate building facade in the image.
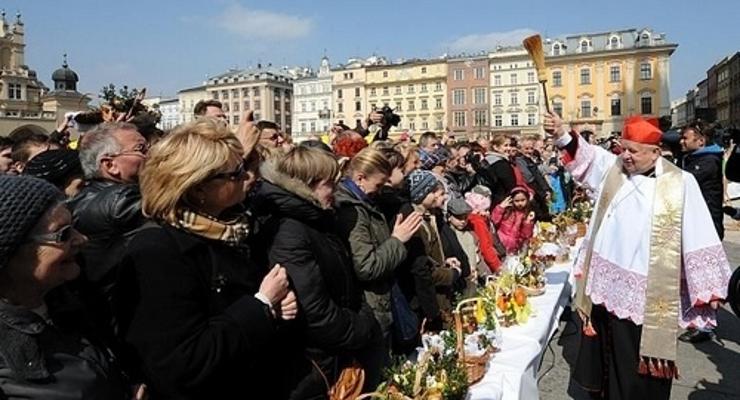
[365,58,447,136]
[447,55,490,139]
[0,12,60,136]
[489,48,542,137]
[545,28,677,137]
[332,59,371,130]
[177,85,207,125]
[671,96,687,128]
[158,98,180,130]
[292,56,333,141]
[206,65,293,133]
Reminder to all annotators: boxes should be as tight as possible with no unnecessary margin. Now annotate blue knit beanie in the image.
[406,170,440,204]
[0,175,63,269]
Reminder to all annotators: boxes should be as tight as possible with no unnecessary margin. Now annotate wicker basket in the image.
[453,298,495,385]
[518,283,546,297]
[575,222,588,238]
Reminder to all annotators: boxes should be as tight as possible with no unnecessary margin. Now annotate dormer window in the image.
[609,35,620,49]
[580,40,590,53]
[553,43,561,56]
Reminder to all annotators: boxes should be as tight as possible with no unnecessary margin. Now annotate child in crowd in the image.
[492,186,536,255]
[464,185,503,273]
[546,159,567,214]
[448,197,491,288]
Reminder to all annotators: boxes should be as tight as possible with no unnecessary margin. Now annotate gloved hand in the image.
[724,206,738,217]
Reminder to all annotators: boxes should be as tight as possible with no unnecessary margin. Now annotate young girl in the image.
[464,185,503,273]
[492,186,536,254]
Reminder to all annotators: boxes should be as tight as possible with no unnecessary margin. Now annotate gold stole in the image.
[574,158,683,378]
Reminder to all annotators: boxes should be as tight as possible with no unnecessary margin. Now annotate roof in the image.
[178,85,206,93]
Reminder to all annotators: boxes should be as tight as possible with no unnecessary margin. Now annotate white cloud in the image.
[445,28,539,53]
[213,4,314,41]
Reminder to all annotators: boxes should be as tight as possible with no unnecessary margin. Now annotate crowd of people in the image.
[0,97,738,400]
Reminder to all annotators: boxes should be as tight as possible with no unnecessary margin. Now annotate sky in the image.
[6,0,740,102]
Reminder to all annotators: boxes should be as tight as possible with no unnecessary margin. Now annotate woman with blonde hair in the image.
[251,146,383,398]
[113,118,296,399]
[334,147,423,356]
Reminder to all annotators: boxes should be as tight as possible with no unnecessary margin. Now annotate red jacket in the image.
[491,205,534,255]
[467,214,502,273]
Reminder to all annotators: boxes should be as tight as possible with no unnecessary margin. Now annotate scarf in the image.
[574,157,684,379]
[340,177,372,204]
[167,208,250,247]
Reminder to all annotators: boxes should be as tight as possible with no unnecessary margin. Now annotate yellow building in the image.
[545,28,677,137]
[365,58,448,136]
[331,59,368,129]
[177,85,208,125]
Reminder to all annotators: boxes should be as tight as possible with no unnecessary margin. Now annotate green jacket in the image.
[334,183,407,332]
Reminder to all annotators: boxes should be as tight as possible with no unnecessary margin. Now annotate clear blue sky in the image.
[7,0,739,101]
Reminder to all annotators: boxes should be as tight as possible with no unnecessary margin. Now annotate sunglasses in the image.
[208,160,248,182]
[108,142,150,158]
[27,225,74,244]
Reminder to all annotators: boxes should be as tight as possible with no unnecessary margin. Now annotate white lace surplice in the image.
[560,134,732,329]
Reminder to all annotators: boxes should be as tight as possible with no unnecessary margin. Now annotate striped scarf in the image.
[167,208,250,247]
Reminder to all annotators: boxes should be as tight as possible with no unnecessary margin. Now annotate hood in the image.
[252,159,332,225]
[691,143,724,156]
[484,152,506,164]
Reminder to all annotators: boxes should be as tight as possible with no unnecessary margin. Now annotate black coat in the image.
[0,289,126,400]
[113,223,278,400]
[682,145,725,239]
[478,155,517,206]
[250,166,382,399]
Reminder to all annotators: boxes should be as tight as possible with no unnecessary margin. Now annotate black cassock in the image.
[573,305,673,400]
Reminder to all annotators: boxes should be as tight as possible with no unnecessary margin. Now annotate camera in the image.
[464,152,483,171]
[375,105,401,140]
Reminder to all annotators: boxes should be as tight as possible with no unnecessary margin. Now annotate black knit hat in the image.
[0,175,63,269]
[23,149,83,188]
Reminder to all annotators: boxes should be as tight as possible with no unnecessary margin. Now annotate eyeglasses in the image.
[108,142,149,158]
[27,225,74,244]
[262,132,280,142]
[208,160,248,182]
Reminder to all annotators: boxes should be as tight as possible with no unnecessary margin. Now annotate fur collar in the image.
[259,159,329,210]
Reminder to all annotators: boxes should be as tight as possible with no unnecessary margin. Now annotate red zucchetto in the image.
[622,116,662,146]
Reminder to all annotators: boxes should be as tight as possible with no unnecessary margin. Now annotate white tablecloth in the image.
[470,247,578,400]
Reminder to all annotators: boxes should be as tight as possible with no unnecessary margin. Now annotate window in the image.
[611,98,621,116]
[355,87,361,97]
[494,75,501,86]
[436,119,443,130]
[527,71,535,84]
[421,99,428,110]
[453,89,465,105]
[244,100,250,110]
[242,88,250,97]
[641,96,652,114]
[610,36,619,48]
[370,88,376,97]
[310,102,316,112]
[434,98,442,109]
[232,89,239,98]
[383,71,388,78]
[510,74,517,85]
[421,67,427,74]
[435,82,442,92]
[232,115,239,125]
[254,99,261,109]
[301,122,306,132]
[610,65,621,82]
[552,71,562,87]
[253,112,261,120]
[580,40,589,53]
[553,102,563,117]
[344,72,354,80]
[310,122,316,132]
[454,69,464,80]
[213,91,219,100]
[222,90,229,99]
[528,113,536,126]
[394,101,402,111]
[494,115,502,127]
[408,100,415,111]
[454,111,466,127]
[475,67,485,79]
[421,83,428,93]
[382,86,389,96]
[494,93,502,106]
[408,84,415,94]
[233,102,239,112]
[553,44,561,56]
[337,89,343,99]
[580,68,591,85]
[640,63,652,80]
[274,88,281,98]
[511,114,519,126]
[409,122,416,131]
[253,87,260,97]
[581,100,592,118]
[223,103,230,112]
[510,92,518,105]
[337,103,343,112]
[8,83,21,100]
[395,86,402,95]
[474,110,487,127]
[474,88,486,105]
[527,91,536,104]
[355,101,361,111]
